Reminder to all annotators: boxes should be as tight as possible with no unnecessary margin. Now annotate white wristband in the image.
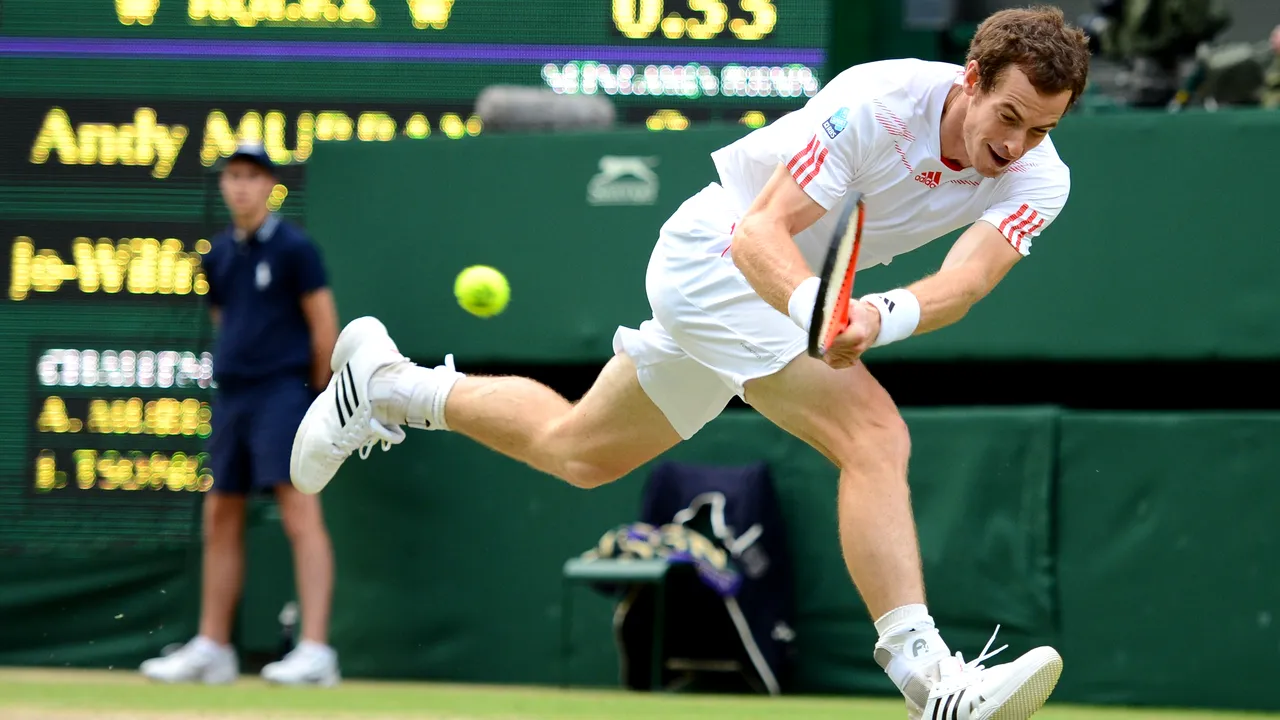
[861,288,921,347]
[787,276,821,332]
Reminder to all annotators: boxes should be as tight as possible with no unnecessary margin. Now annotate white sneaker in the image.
[290,317,408,495]
[261,640,340,687]
[139,636,238,685]
[918,627,1062,720]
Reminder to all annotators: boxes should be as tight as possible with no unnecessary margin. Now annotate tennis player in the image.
[292,6,1088,718]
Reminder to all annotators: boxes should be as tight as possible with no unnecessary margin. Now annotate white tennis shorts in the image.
[613,183,808,439]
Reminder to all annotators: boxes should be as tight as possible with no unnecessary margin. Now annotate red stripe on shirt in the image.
[998,204,1030,235]
[798,147,829,189]
[1007,210,1040,249]
[787,135,817,172]
[791,143,820,182]
[1014,217,1045,251]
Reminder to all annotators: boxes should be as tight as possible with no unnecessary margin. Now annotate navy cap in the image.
[222,142,277,175]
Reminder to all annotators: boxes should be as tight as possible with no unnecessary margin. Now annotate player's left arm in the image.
[861,168,1068,345]
[899,220,1024,334]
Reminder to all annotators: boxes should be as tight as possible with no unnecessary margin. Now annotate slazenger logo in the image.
[587,155,659,206]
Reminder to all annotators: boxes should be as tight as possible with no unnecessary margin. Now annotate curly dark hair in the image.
[966,5,1091,108]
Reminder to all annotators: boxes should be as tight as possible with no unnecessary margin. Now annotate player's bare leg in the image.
[745,355,1061,720]
[745,356,923,616]
[291,317,681,494]
[376,351,682,489]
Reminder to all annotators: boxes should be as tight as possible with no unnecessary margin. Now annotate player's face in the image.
[961,62,1071,178]
[219,160,276,218]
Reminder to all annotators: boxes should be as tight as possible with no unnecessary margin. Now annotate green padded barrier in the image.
[321,406,1057,694]
[780,406,1059,694]
[321,428,648,687]
[0,548,196,668]
[1055,412,1280,711]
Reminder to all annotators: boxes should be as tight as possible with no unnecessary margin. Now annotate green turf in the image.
[2,668,1279,720]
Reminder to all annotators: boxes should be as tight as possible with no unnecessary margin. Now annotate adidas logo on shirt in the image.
[914,171,941,188]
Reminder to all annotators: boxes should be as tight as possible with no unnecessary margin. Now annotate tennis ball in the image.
[454,265,510,318]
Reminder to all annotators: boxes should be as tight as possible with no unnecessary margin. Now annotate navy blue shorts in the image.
[208,377,316,494]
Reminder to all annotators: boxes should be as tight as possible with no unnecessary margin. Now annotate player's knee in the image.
[550,435,632,489]
[831,407,911,472]
[542,416,634,489]
[558,459,627,490]
[877,414,912,468]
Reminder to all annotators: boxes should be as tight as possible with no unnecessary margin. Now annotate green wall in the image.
[305,112,1280,365]
[7,408,1276,711]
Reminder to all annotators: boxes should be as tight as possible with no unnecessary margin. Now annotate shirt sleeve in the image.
[780,99,885,211]
[293,241,329,295]
[978,162,1070,256]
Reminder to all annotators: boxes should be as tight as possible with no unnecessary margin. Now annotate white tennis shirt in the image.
[710,58,1071,272]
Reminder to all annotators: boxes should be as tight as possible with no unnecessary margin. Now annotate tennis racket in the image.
[807,193,866,359]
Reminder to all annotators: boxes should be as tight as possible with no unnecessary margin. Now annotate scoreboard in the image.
[1,0,828,124]
[0,0,829,552]
[1,219,217,552]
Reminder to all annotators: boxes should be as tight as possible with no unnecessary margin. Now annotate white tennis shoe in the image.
[290,317,408,495]
[912,627,1062,720]
[139,636,238,685]
[260,641,341,687]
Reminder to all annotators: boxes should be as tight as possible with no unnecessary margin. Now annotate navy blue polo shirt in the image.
[204,214,327,390]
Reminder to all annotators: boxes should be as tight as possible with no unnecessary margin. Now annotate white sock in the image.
[295,639,336,659]
[370,361,462,431]
[873,604,950,708]
[875,603,935,638]
[190,635,230,655]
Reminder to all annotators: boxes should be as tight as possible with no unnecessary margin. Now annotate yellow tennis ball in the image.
[454,265,510,318]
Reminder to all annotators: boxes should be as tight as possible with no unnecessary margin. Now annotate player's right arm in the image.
[729,100,877,327]
[729,163,828,318]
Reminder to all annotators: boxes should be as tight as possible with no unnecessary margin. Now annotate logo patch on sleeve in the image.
[823,107,849,138]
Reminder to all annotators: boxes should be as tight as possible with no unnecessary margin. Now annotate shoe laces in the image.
[335,353,457,461]
[326,384,405,461]
[953,624,1010,675]
[351,353,455,459]
[355,418,404,460]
